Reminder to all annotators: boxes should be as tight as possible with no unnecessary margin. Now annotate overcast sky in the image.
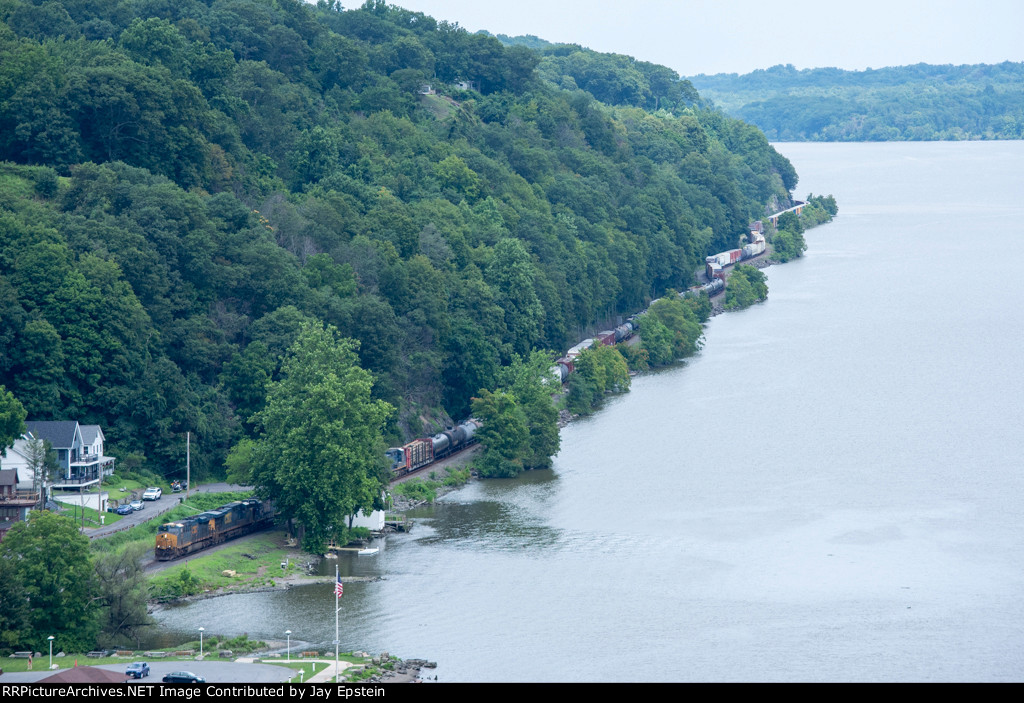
[384,0,1024,76]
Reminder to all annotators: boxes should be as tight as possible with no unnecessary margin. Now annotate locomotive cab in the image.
[155,522,183,558]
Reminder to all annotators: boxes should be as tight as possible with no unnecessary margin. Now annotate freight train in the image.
[155,498,275,560]
[704,222,766,280]
[387,418,483,477]
[390,223,763,477]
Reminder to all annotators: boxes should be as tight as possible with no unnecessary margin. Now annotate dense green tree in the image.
[647,295,704,358]
[772,228,806,262]
[566,344,630,415]
[692,62,1024,142]
[224,437,257,485]
[636,314,675,367]
[724,265,768,310]
[0,511,100,652]
[0,384,27,452]
[94,543,154,648]
[471,388,529,478]
[485,238,544,357]
[0,555,30,649]
[501,352,561,470]
[249,322,393,553]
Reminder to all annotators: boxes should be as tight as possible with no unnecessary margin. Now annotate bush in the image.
[772,229,806,262]
[392,478,437,503]
[724,265,768,310]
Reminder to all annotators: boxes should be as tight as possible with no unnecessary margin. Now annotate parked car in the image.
[130,500,144,511]
[162,671,206,683]
[115,504,134,515]
[142,487,162,501]
[126,662,150,679]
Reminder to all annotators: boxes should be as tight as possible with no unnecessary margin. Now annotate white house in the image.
[0,438,35,490]
[350,508,385,532]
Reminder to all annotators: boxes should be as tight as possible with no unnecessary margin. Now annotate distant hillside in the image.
[0,0,797,478]
[688,62,1024,140]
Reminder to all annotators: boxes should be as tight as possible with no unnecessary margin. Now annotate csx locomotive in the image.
[155,498,275,560]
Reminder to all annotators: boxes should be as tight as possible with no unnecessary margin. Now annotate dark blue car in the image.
[115,504,134,516]
[126,662,150,678]
[163,671,206,683]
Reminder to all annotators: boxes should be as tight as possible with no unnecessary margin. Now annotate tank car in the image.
[613,321,634,342]
[389,419,483,478]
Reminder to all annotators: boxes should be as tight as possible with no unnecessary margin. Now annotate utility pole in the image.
[186,431,191,501]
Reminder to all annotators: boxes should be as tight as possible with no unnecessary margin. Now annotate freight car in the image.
[705,227,767,279]
[389,231,746,480]
[155,498,275,560]
[387,418,483,477]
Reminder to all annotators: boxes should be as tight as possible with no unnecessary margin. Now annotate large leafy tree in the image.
[724,265,769,310]
[0,384,26,453]
[485,238,544,357]
[94,543,154,648]
[249,322,393,553]
[503,352,561,470]
[471,389,530,478]
[0,511,100,652]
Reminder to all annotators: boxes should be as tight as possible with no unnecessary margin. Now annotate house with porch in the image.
[21,421,115,491]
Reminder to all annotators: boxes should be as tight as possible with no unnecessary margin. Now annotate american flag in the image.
[335,575,343,598]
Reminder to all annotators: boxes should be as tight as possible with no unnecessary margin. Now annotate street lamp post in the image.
[48,636,54,670]
[286,630,292,663]
[198,627,204,658]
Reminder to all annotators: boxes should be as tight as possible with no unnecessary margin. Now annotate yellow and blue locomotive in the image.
[155,498,275,560]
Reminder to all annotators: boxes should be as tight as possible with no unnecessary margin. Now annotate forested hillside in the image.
[688,62,1024,141]
[0,0,797,480]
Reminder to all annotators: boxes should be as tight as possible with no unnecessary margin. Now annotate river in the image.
[153,141,1024,682]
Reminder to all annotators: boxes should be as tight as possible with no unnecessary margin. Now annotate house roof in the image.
[80,425,104,446]
[0,468,18,486]
[24,421,80,449]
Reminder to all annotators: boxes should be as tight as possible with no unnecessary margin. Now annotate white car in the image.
[142,487,162,501]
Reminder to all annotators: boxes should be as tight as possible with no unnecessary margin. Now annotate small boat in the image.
[357,547,379,556]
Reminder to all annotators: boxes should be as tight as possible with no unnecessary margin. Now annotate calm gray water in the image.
[154,142,1024,682]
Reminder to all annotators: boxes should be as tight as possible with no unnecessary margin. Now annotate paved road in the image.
[0,659,294,683]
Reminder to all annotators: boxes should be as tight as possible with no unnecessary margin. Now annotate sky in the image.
[383,0,1024,76]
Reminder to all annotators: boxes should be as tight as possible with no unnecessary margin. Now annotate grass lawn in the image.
[1,653,190,674]
[147,530,308,598]
[57,502,122,528]
[265,661,329,679]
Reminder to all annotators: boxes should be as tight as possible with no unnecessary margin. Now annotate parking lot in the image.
[0,660,298,683]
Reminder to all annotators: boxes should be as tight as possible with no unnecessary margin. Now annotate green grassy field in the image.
[147,530,307,599]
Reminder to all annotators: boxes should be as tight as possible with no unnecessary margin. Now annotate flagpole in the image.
[335,564,340,682]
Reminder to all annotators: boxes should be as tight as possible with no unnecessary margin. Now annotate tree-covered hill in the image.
[0,0,798,480]
[688,62,1024,141]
